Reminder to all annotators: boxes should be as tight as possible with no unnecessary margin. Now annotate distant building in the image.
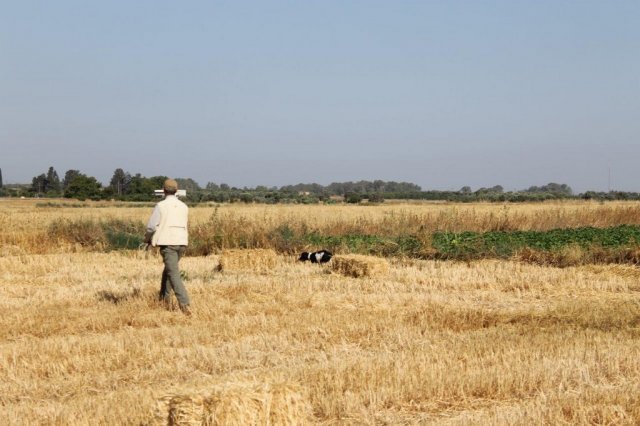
[154,189,187,197]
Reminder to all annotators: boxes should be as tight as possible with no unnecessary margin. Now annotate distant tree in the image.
[127,174,155,198]
[62,170,82,190]
[525,182,573,196]
[46,167,61,193]
[124,174,167,200]
[64,174,102,200]
[239,192,254,203]
[148,176,168,190]
[220,183,230,191]
[372,180,385,192]
[175,178,201,192]
[475,185,504,195]
[294,180,422,196]
[206,182,220,191]
[460,186,472,194]
[384,181,422,193]
[368,193,385,203]
[109,168,131,196]
[345,192,363,204]
[29,167,61,196]
[31,174,47,195]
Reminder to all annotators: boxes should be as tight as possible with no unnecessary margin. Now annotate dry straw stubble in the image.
[217,249,279,274]
[330,254,390,278]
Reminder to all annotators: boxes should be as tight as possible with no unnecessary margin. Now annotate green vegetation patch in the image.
[433,225,640,259]
[47,216,640,266]
[48,218,145,250]
[103,220,145,250]
[190,223,425,257]
[304,233,423,257]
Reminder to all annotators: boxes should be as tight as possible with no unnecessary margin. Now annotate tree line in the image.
[1,166,639,203]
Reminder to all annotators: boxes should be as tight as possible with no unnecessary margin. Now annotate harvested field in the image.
[2,199,640,424]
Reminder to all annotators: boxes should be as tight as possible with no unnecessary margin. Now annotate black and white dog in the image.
[299,249,333,264]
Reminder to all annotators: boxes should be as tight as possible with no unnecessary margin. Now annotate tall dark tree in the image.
[31,174,48,194]
[30,167,61,195]
[46,166,61,193]
[62,170,82,190]
[0,168,3,188]
[109,168,131,196]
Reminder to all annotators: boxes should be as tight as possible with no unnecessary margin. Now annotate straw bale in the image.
[154,381,311,425]
[217,249,278,274]
[330,254,390,278]
[170,395,205,425]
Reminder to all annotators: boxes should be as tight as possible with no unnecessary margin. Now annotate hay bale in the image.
[217,249,278,274]
[330,254,389,278]
[169,395,205,425]
[204,382,309,425]
[155,381,311,425]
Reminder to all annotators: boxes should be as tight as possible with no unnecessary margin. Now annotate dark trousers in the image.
[159,245,189,306]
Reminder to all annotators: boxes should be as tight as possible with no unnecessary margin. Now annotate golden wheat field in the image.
[2,199,640,425]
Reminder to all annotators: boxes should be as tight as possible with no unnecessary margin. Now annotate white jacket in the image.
[146,195,189,246]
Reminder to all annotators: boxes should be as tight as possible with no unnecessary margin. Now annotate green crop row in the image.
[432,225,640,259]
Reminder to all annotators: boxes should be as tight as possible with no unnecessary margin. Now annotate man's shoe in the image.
[180,305,192,316]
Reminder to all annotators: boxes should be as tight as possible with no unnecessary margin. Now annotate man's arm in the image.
[144,205,161,244]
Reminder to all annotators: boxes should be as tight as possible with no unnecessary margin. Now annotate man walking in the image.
[145,178,191,315]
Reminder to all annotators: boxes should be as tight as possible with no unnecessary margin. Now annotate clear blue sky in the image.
[1,1,638,192]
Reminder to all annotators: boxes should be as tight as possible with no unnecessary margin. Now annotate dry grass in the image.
[330,254,390,278]
[2,199,640,424]
[217,249,279,274]
[154,380,311,425]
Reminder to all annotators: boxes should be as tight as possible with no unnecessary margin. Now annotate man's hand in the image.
[144,231,154,245]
